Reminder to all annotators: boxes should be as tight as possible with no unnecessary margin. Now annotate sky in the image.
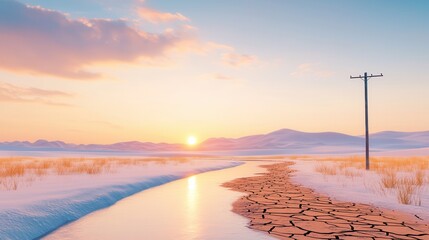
[0,0,428,144]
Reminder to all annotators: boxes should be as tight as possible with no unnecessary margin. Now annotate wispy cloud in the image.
[137,7,189,23]
[168,39,257,68]
[222,53,257,67]
[291,63,335,78]
[0,82,73,106]
[0,0,193,80]
[183,41,234,54]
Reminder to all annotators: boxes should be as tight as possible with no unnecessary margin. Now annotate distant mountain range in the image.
[1,129,429,153]
[199,129,429,151]
[0,140,182,152]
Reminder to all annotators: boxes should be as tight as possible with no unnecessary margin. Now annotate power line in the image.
[350,72,383,170]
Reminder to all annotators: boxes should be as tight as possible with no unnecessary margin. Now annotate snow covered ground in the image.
[290,159,429,221]
[0,158,242,240]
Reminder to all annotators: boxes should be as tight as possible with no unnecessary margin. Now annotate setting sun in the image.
[187,136,197,146]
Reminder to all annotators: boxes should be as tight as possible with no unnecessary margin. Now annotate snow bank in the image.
[0,160,242,240]
[289,160,429,221]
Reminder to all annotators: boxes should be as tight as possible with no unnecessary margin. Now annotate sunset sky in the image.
[0,0,428,144]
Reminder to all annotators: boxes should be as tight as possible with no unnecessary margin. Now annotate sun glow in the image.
[187,136,197,146]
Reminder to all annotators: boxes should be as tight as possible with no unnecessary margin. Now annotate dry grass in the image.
[313,156,429,206]
[397,184,415,205]
[314,163,337,175]
[286,155,312,160]
[0,156,195,191]
[0,178,18,190]
[415,170,425,186]
[343,169,363,178]
[380,171,397,188]
[319,156,429,172]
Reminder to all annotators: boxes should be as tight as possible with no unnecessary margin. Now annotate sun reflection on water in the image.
[186,175,199,236]
[188,175,197,191]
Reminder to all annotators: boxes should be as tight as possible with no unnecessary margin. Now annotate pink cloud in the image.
[0,81,73,106]
[222,53,257,67]
[138,7,189,23]
[0,0,191,79]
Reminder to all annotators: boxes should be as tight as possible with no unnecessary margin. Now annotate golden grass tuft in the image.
[1,164,25,177]
[314,163,337,175]
[414,170,425,186]
[380,171,397,189]
[343,169,363,178]
[397,184,415,205]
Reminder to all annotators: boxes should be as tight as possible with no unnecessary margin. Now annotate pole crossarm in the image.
[350,73,383,80]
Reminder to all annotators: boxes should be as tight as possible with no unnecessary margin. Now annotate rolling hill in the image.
[1,129,428,153]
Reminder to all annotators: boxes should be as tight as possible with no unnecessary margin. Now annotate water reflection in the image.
[186,175,198,236]
[188,176,197,191]
[45,162,273,240]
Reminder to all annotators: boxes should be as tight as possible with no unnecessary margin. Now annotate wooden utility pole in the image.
[350,72,383,170]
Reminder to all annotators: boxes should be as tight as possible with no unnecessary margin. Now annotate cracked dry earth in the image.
[222,162,429,240]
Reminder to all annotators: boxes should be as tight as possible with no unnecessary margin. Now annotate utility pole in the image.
[350,72,383,170]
